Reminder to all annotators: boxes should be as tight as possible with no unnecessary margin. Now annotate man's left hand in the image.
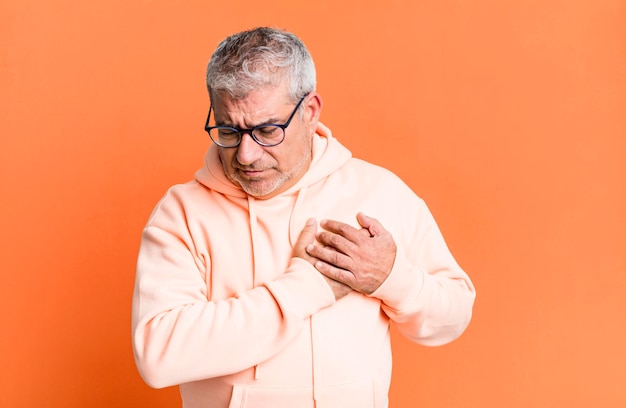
[306,213,397,295]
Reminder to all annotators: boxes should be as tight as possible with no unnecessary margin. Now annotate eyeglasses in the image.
[204,94,309,148]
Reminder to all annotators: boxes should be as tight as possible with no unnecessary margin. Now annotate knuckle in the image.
[317,231,331,245]
[329,234,342,246]
[336,223,351,235]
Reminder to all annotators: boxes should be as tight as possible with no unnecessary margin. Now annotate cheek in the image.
[282,137,311,170]
[274,144,302,170]
[218,149,236,171]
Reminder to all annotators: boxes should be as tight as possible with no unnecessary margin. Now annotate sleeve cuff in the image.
[369,246,425,314]
[265,257,336,320]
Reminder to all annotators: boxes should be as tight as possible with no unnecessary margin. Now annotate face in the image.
[211,83,321,199]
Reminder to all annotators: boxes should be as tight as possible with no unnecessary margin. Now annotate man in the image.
[132,27,475,407]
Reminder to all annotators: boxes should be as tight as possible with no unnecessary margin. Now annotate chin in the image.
[244,178,291,198]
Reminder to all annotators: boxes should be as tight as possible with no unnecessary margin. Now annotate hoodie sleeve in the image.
[132,202,335,388]
[370,198,476,346]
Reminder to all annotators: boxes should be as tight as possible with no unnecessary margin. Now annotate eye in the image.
[218,128,238,139]
[255,126,282,138]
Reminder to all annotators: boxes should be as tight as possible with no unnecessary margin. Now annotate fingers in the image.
[316,260,356,290]
[307,214,396,295]
[318,218,369,247]
[296,218,354,299]
[308,242,355,272]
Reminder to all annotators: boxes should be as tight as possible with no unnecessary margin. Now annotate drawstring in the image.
[248,196,261,380]
[289,185,309,247]
[288,186,319,401]
[249,186,313,385]
[310,315,318,403]
[248,196,258,287]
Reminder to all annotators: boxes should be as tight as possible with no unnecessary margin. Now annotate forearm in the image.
[373,246,475,346]
[371,200,476,346]
[133,285,288,388]
[132,227,334,388]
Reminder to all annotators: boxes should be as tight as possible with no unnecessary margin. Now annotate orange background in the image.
[1,0,625,407]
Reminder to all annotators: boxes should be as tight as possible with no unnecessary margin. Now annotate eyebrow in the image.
[213,100,297,128]
[216,115,284,128]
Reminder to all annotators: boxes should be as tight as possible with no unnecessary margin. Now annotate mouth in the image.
[242,170,263,177]
[238,168,268,178]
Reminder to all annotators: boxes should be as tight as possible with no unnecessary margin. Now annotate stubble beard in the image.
[219,141,312,198]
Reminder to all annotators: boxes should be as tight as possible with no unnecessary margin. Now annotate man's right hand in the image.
[293,218,352,300]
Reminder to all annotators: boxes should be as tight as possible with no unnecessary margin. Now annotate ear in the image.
[302,92,323,132]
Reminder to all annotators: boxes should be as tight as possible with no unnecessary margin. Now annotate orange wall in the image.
[1,1,625,407]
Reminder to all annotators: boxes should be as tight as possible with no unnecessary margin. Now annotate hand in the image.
[293,218,352,300]
[306,213,396,295]
[292,218,318,263]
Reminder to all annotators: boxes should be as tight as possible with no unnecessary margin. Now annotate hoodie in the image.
[132,123,475,407]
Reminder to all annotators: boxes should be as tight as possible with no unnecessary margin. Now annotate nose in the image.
[236,132,264,165]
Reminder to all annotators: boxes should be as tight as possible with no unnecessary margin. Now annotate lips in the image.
[232,162,275,180]
[238,168,268,178]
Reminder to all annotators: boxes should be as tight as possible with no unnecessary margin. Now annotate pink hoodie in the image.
[132,123,475,407]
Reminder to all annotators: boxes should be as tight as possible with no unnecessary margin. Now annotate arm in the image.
[306,203,475,346]
[132,220,334,388]
[370,203,475,346]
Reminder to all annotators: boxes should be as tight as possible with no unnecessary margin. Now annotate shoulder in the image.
[155,180,207,207]
[144,180,211,228]
[347,158,400,177]
[342,158,418,197]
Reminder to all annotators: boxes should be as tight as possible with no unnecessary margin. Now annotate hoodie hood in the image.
[194,122,352,199]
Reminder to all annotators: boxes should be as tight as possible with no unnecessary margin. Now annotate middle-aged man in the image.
[132,27,475,407]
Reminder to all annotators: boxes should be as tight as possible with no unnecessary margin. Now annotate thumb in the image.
[293,218,317,261]
[357,212,379,237]
[296,218,317,246]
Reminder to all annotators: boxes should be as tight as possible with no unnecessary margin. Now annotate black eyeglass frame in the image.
[204,93,309,148]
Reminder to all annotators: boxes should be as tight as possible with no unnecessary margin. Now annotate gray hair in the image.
[206,27,316,103]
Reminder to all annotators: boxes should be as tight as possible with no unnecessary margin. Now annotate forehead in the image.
[211,84,292,126]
